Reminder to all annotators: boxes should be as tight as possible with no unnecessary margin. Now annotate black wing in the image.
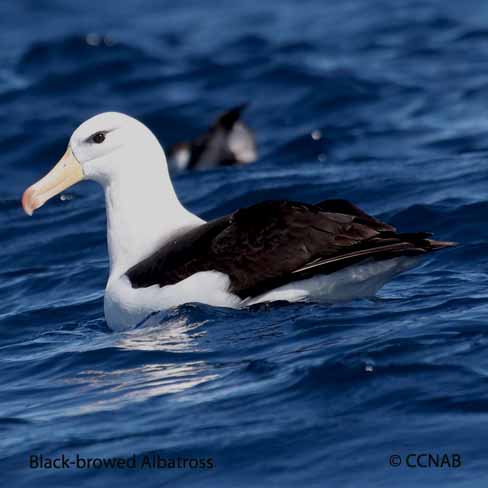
[211,103,248,132]
[126,200,455,299]
[188,104,249,169]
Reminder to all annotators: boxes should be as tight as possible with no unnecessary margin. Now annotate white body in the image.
[104,256,418,331]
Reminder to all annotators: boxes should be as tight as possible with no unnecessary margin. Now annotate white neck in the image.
[102,150,203,278]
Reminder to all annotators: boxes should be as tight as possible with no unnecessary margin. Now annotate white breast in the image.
[104,271,241,331]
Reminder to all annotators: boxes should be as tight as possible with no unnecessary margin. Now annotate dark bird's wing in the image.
[126,200,456,299]
[188,103,255,169]
[314,198,395,232]
[212,103,249,131]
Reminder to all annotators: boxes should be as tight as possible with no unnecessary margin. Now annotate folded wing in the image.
[126,199,456,298]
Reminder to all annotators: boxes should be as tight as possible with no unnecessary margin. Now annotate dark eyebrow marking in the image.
[84,128,115,143]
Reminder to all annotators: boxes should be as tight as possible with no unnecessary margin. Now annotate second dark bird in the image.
[167,104,258,171]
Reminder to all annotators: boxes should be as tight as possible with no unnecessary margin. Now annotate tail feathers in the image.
[388,232,458,251]
[292,235,457,278]
[425,238,458,250]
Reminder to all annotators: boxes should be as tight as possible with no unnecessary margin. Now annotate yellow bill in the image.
[22,147,83,216]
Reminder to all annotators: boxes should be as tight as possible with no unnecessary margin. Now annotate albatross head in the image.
[22,112,167,215]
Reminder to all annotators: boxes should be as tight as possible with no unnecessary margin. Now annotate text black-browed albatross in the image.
[22,112,456,330]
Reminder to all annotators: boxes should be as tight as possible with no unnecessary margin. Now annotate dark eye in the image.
[92,132,106,144]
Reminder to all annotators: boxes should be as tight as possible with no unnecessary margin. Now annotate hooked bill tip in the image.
[21,187,35,216]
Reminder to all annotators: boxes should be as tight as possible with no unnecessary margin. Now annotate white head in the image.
[22,112,173,214]
[22,112,202,273]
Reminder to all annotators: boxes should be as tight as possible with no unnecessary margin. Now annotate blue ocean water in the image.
[1,0,488,486]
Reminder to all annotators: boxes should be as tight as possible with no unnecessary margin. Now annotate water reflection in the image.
[117,316,207,352]
[61,317,218,415]
[68,361,218,416]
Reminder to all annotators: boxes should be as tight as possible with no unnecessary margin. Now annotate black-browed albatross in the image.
[22,112,456,330]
